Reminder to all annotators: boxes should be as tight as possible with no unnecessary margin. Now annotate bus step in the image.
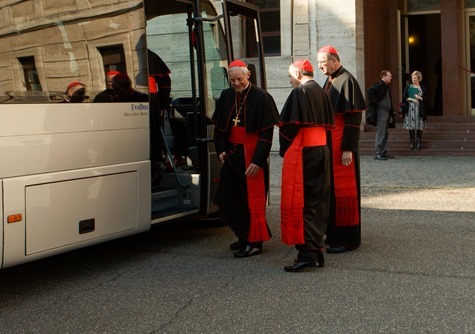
[151,206,199,222]
[152,189,178,213]
[151,183,200,219]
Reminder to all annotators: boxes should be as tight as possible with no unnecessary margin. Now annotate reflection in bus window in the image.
[18,56,42,92]
[93,71,121,103]
[111,73,148,102]
[146,3,228,119]
[97,45,127,75]
[61,81,86,103]
[0,1,147,104]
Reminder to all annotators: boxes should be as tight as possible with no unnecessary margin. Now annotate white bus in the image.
[0,0,267,268]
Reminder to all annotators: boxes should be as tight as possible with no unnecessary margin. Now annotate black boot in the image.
[416,130,423,150]
[409,130,415,150]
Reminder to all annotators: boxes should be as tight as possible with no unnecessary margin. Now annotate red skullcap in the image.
[228,59,247,68]
[293,59,313,73]
[106,70,121,76]
[67,81,84,90]
[318,45,339,55]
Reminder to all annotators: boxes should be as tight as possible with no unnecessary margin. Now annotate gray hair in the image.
[228,65,250,75]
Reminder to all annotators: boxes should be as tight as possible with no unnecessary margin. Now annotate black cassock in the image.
[279,80,334,261]
[212,84,279,242]
[323,67,366,249]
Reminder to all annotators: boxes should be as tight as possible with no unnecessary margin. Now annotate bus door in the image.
[191,0,267,217]
[145,0,229,223]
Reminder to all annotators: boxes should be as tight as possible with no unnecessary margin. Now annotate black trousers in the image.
[296,146,330,262]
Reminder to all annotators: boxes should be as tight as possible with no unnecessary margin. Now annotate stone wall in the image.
[247,0,365,113]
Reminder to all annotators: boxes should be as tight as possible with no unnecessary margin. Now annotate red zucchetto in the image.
[318,45,339,56]
[293,59,314,73]
[228,59,247,68]
[67,81,84,90]
[106,70,121,76]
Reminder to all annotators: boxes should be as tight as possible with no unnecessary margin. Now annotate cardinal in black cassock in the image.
[317,45,366,254]
[212,60,279,258]
[278,59,334,272]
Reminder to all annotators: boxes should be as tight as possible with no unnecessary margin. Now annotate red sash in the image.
[281,127,326,245]
[229,127,270,242]
[148,77,157,93]
[332,114,359,226]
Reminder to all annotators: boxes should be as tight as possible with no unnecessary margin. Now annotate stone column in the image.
[314,0,365,86]
[292,0,310,58]
[280,0,292,56]
[440,0,463,116]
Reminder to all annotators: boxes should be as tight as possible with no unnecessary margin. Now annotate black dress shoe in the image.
[382,153,395,159]
[234,245,262,258]
[374,155,388,161]
[229,240,246,250]
[284,260,316,272]
[326,246,356,254]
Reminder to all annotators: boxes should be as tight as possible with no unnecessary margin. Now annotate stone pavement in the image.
[270,153,475,189]
[359,155,475,216]
[359,155,475,189]
[266,153,475,333]
[270,153,475,215]
[0,154,473,334]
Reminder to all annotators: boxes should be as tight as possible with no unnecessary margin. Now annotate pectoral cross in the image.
[232,116,240,126]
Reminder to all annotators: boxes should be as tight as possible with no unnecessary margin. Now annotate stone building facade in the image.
[216,0,475,119]
[3,0,475,119]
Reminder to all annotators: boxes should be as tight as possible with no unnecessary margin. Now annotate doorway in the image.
[402,13,442,116]
[467,14,475,115]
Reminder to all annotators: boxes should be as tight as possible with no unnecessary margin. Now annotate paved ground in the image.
[0,154,474,333]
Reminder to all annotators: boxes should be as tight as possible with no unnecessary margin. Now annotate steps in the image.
[359,116,475,156]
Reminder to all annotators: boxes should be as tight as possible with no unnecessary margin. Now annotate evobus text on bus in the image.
[0,0,267,268]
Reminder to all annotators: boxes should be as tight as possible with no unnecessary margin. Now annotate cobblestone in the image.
[270,153,475,190]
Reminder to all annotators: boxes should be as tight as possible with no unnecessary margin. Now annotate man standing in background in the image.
[367,70,395,161]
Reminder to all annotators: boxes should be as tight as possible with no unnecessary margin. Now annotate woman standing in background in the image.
[402,71,428,150]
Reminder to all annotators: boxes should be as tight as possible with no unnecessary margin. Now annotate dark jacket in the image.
[367,80,393,113]
[366,80,393,125]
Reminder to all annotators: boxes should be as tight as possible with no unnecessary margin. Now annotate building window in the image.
[18,56,42,91]
[466,0,475,8]
[97,45,126,74]
[407,0,440,12]
[247,0,281,56]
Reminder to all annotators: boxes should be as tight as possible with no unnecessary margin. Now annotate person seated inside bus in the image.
[93,70,120,102]
[111,73,149,102]
[61,82,86,103]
